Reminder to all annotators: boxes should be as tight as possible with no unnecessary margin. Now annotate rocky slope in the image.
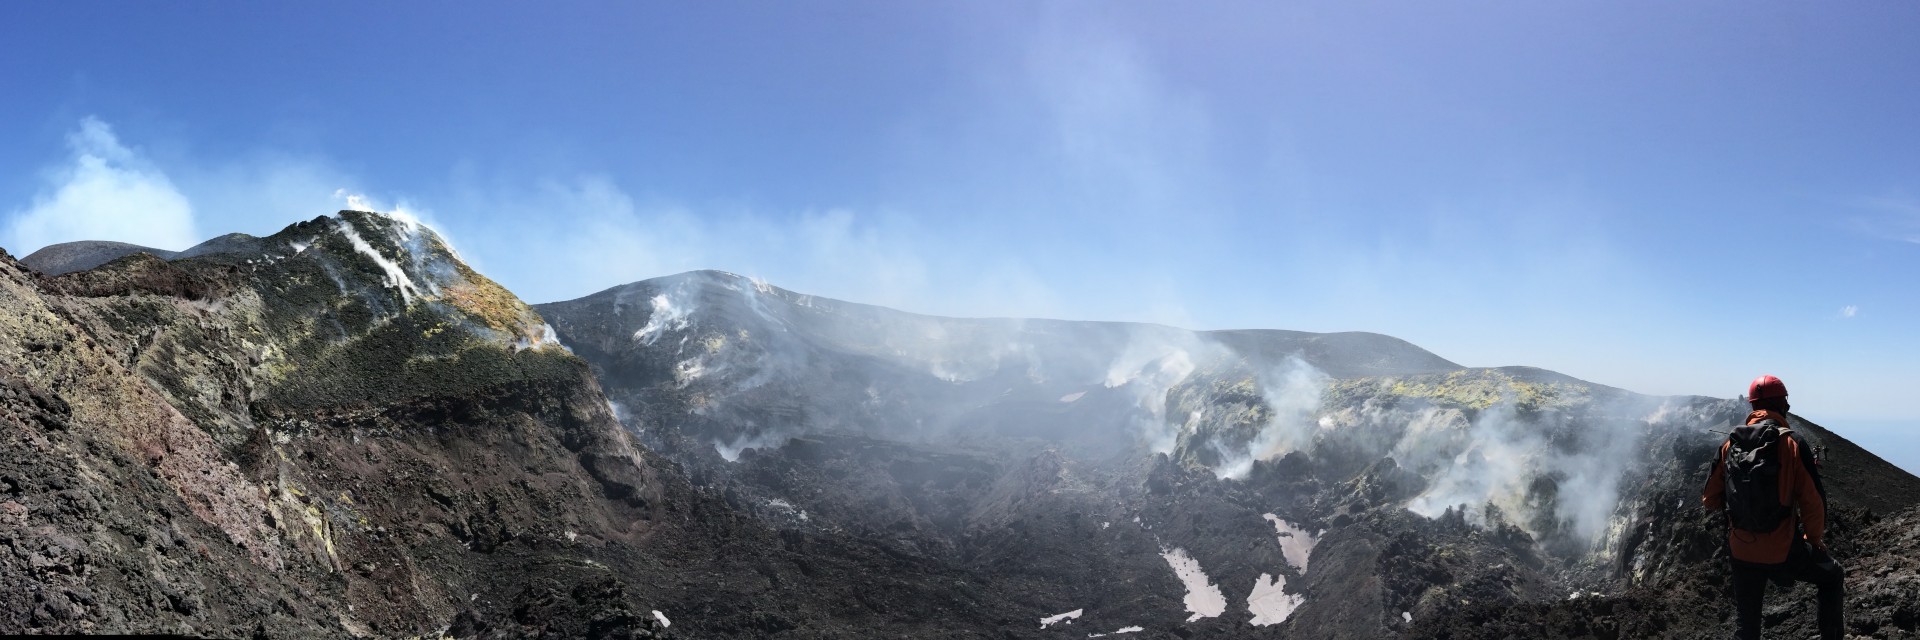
[0,213,1081,638]
[1,211,685,637]
[7,217,1916,638]
[539,270,1920,639]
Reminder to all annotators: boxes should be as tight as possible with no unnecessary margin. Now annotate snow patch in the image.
[1263,514,1318,571]
[651,610,671,628]
[1039,608,1082,629]
[1403,611,1412,622]
[1247,573,1304,626]
[1160,548,1226,622]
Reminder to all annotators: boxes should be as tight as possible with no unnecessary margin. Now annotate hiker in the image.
[1701,374,1845,639]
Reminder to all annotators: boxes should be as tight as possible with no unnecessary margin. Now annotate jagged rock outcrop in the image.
[1,211,678,637]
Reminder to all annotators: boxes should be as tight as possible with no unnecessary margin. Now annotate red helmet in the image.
[1748,375,1788,402]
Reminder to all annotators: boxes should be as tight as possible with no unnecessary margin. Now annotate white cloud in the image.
[3,117,198,253]
[432,175,1065,316]
[1841,305,1858,318]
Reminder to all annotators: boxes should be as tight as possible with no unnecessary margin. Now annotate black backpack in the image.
[1722,419,1792,533]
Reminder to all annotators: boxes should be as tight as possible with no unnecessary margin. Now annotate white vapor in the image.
[3,117,198,253]
[1024,21,1219,223]
[1840,305,1858,318]
[1211,357,1332,480]
[1101,327,1226,454]
[439,175,1066,319]
[176,153,358,239]
[4,116,370,258]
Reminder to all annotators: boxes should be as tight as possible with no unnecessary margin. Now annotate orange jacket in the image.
[1701,410,1827,564]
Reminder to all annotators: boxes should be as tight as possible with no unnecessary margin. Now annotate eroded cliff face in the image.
[0,211,680,637]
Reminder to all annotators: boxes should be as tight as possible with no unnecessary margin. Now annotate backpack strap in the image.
[1785,430,1828,502]
[1763,416,1829,503]
[1706,439,1729,501]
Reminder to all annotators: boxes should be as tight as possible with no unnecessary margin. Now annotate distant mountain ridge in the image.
[19,232,284,276]
[21,240,179,275]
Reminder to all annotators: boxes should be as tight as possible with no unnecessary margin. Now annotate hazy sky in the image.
[3,2,1916,466]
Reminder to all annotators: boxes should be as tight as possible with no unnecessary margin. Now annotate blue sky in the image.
[3,2,1916,470]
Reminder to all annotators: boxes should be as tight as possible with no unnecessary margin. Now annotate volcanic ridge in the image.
[1,211,1916,638]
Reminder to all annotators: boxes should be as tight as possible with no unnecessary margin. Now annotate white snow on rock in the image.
[1090,625,1147,636]
[1263,514,1318,571]
[1160,548,1227,622]
[1040,608,1083,629]
[1403,611,1412,622]
[1247,573,1305,626]
[651,610,671,628]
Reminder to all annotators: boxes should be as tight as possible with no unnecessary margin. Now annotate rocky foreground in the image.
[3,211,1917,638]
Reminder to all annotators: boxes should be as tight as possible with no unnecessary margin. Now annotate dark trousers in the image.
[1730,541,1845,640]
